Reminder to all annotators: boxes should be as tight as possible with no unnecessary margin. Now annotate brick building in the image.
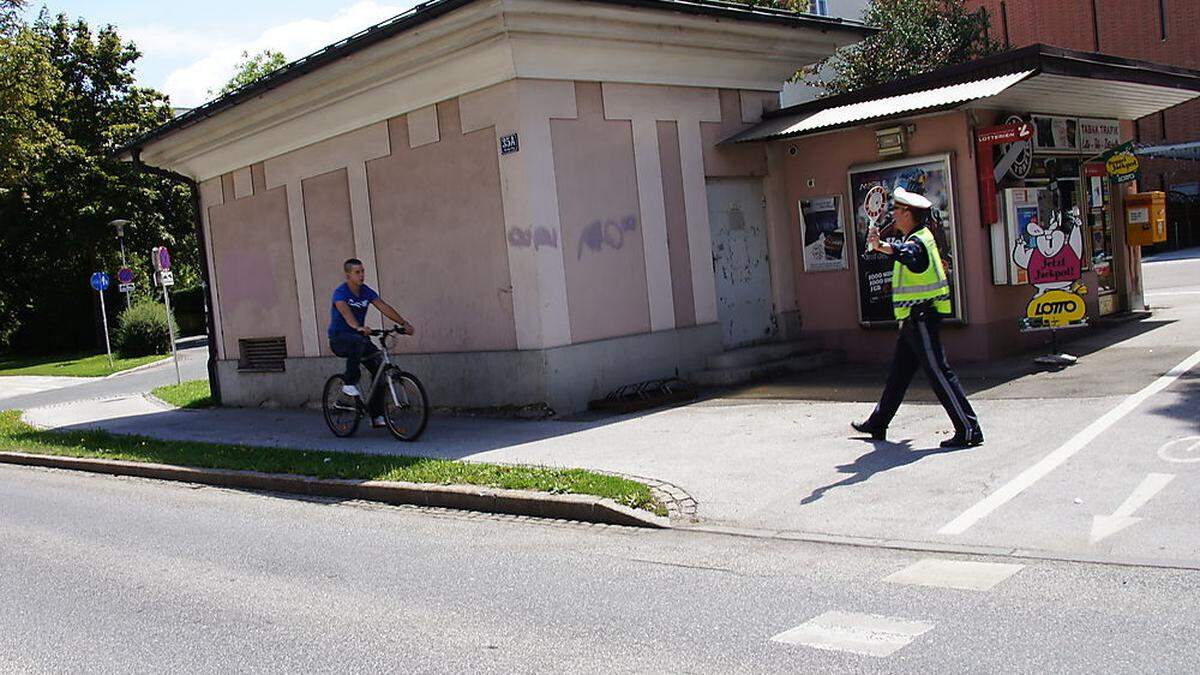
[966,0,1200,195]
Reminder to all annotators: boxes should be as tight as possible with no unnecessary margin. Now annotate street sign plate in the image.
[90,272,110,291]
[119,282,135,292]
[158,271,174,286]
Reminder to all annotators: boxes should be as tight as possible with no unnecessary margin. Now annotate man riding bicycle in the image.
[329,258,414,427]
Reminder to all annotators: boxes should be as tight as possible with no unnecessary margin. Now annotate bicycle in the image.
[321,326,429,441]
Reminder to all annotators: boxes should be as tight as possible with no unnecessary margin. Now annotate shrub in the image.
[114,298,176,357]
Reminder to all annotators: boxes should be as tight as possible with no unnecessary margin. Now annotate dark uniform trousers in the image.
[867,307,979,435]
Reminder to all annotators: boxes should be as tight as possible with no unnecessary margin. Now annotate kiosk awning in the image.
[730,44,1200,144]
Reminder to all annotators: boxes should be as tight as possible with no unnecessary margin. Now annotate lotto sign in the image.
[1106,152,1139,183]
[1024,289,1086,329]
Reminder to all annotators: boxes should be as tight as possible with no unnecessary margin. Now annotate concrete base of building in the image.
[215,322,723,414]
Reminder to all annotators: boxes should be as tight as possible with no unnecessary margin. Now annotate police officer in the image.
[851,187,984,448]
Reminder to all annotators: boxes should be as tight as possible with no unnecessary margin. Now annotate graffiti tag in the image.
[577,215,637,260]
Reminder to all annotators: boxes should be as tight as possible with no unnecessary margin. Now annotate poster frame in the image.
[798,194,849,273]
[846,152,966,327]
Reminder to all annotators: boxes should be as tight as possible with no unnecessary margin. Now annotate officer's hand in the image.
[402,322,415,336]
[867,225,882,251]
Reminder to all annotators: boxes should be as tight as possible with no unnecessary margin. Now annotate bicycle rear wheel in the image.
[322,374,362,437]
[381,367,429,442]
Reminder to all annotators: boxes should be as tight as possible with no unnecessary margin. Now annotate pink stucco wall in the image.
[367,100,518,353]
[701,89,769,178]
[657,120,696,328]
[301,167,356,357]
[775,110,1080,363]
[207,184,304,358]
[550,82,651,343]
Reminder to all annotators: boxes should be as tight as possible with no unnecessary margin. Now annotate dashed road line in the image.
[883,558,1024,592]
[771,610,934,657]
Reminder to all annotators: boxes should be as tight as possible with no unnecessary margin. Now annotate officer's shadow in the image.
[800,439,966,505]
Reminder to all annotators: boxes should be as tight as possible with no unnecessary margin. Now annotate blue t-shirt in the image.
[329,283,378,337]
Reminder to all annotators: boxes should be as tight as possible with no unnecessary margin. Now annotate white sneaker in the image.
[341,385,361,397]
[373,416,387,427]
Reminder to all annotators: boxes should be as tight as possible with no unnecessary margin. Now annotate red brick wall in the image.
[967,0,1200,189]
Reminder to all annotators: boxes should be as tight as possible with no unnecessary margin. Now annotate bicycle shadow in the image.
[799,439,968,505]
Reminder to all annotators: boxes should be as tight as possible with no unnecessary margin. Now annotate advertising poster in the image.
[847,154,962,324]
[1033,115,1079,152]
[1011,198,1088,331]
[799,195,848,272]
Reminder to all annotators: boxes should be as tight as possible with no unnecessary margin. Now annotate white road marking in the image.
[938,346,1200,536]
[771,611,933,658]
[1090,473,1175,544]
[0,376,95,402]
[883,558,1024,592]
[1158,436,1200,464]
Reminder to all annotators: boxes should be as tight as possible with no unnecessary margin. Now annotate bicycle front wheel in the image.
[381,367,429,442]
[322,374,362,437]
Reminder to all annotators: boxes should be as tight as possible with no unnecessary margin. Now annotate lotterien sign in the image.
[1106,152,1139,183]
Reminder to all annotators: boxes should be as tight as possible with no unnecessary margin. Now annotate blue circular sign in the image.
[90,272,110,291]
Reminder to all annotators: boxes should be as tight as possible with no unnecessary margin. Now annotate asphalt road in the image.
[0,344,209,411]
[3,463,1198,673]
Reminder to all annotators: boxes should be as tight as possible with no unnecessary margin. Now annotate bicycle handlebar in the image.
[370,325,410,337]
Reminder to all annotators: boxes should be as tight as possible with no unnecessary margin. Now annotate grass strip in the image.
[0,352,166,378]
[152,379,213,409]
[0,411,663,514]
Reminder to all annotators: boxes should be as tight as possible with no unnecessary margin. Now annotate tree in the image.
[803,0,1002,97]
[0,0,25,35]
[210,49,287,98]
[0,12,198,354]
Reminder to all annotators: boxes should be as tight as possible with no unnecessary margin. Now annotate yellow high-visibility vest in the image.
[892,227,951,320]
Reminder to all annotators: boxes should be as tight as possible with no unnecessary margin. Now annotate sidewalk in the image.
[18,289,1200,563]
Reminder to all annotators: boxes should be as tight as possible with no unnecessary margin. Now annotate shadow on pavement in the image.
[723,316,1175,403]
[799,440,969,505]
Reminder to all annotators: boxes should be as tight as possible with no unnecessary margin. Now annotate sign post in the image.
[91,272,114,368]
[152,246,181,384]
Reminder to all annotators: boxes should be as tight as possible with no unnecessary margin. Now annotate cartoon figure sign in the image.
[1013,199,1088,330]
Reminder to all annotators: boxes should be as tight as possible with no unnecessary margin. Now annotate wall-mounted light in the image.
[875,125,906,157]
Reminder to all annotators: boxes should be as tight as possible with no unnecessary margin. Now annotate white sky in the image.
[27,1,423,108]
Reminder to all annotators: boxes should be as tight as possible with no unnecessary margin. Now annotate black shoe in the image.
[851,421,887,440]
[940,429,984,448]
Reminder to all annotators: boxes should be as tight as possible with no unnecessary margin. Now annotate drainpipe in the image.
[129,149,223,406]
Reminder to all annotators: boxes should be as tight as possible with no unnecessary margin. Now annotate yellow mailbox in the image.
[1125,191,1167,246]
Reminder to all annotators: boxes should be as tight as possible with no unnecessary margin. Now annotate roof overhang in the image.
[120,0,872,180]
[1135,140,1200,162]
[729,44,1200,144]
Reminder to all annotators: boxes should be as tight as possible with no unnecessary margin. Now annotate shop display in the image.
[798,195,848,272]
[848,154,963,324]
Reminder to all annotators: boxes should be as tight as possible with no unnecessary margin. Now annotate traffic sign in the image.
[118,282,135,293]
[158,271,174,287]
[157,246,171,271]
[90,272,110,291]
[117,267,134,284]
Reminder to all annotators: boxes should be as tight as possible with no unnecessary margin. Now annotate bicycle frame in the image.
[355,331,409,411]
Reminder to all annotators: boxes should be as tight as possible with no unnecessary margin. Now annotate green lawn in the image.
[0,410,663,514]
[0,352,167,378]
[153,379,213,409]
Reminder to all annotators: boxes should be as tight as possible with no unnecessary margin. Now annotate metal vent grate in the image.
[238,337,287,372]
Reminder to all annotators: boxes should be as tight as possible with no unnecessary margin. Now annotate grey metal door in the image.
[706,178,775,348]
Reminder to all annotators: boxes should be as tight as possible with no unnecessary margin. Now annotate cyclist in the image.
[328,258,414,427]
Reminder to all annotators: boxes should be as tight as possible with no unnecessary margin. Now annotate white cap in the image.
[892,187,932,210]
